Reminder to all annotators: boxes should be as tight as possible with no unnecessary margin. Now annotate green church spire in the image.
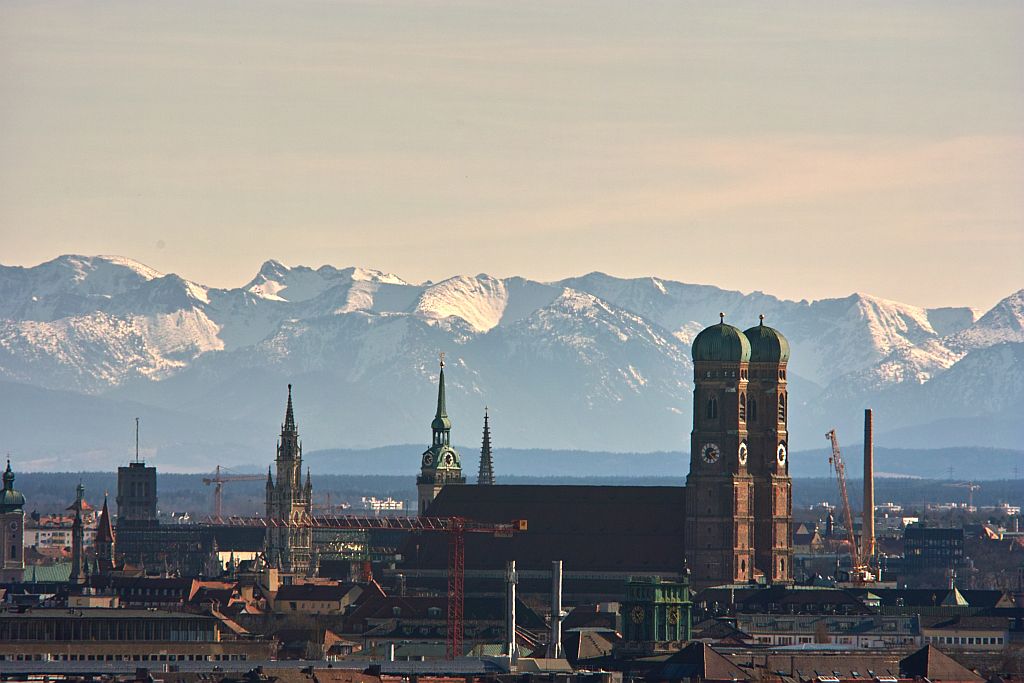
[431,353,452,432]
[417,352,466,514]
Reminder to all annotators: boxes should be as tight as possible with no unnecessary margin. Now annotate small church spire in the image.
[431,354,452,434]
[478,408,495,485]
[283,384,296,433]
[435,354,447,420]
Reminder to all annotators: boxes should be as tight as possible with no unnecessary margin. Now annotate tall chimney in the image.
[863,408,876,564]
[506,560,518,662]
[547,560,564,659]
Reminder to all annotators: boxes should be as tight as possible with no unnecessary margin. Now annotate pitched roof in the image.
[275,583,358,602]
[900,644,983,681]
[645,642,750,681]
[868,588,1005,608]
[401,484,686,572]
[95,496,114,544]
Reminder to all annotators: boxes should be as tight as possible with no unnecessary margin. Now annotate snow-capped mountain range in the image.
[0,255,1021,472]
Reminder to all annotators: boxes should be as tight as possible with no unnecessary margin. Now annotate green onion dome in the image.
[744,315,791,363]
[0,459,25,513]
[691,314,751,363]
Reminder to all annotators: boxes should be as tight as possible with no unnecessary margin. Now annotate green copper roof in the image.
[432,359,452,431]
[0,459,26,513]
[691,316,751,363]
[744,316,790,363]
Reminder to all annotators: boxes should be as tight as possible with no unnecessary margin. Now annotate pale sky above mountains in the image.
[1,1,1021,310]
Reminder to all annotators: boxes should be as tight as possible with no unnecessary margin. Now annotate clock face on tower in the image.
[738,442,748,466]
[443,452,454,467]
[777,443,787,465]
[701,442,721,464]
[422,453,434,467]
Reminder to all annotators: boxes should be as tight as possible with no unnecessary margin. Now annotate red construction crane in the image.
[824,429,875,584]
[202,466,266,519]
[208,513,527,659]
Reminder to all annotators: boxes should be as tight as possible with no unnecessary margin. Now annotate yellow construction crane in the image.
[202,465,265,518]
[825,429,876,584]
[946,481,981,511]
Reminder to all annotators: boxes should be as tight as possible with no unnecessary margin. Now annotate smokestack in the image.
[547,560,564,659]
[863,408,876,564]
[506,560,518,662]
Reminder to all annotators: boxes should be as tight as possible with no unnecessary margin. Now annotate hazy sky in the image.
[1,2,1022,309]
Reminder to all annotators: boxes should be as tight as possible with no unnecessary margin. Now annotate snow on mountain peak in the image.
[414,275,509,332]
[245,260,409,302]
[945,289,1024,352]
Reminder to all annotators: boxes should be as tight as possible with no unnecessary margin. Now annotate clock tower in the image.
[0,459,26,583]
[417,354,466,515]
[744,316,793,584]
[684,315,754,587]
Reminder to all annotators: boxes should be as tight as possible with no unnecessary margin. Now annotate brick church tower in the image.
[744,316,793,583]
[684,315,755,586]
[265,385,313,574]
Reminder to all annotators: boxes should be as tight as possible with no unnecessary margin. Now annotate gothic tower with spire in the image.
[265,384,313,574]
[417,355,466,514]
[478,408,495,485]
[95,494,116,573]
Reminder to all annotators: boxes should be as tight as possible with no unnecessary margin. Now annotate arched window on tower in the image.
[739,393,746,421]
[749,398,758,423]
[778,394,786,424]
[706,396,718,420]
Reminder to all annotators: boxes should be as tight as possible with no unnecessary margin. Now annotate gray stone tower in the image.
[265,385,313,574]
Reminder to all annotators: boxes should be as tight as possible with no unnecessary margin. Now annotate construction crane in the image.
[202,466,266,519]
[208,513,527,659]
[824,429,875,584]
[946,481,981,511]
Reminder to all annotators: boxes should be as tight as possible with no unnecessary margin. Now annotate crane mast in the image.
[825,429,874,583]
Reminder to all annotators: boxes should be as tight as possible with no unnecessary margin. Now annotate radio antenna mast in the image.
[135,417,140,463]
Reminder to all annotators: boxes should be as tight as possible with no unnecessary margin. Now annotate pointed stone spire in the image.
[478,408,495,485]
[95,494,115,574]
[266,465,274,488]
[283,384,296,433]
[304,467,312,495]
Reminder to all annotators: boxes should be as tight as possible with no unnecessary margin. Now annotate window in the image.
[749,398,758,422]
[706,397,718,419]
[739,394,746,421]
[778,394,786,423]
[10,545,15,559]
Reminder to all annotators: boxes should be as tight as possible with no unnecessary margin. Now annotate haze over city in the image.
[2,2,1023,309]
